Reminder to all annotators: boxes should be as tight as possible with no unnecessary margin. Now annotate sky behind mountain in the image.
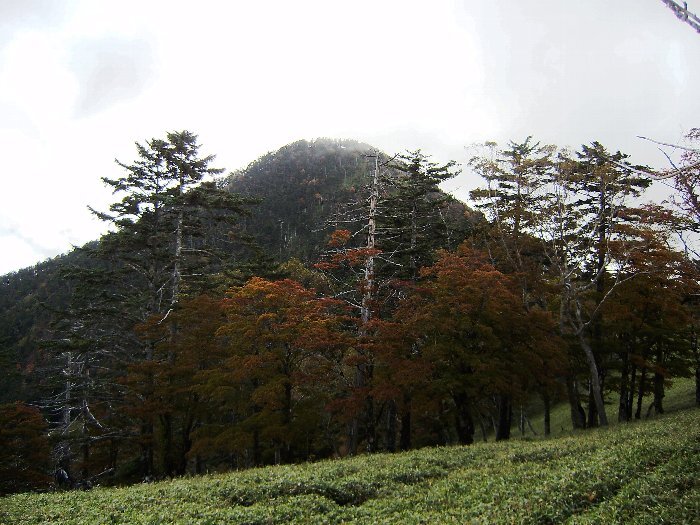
[1,0,698,274]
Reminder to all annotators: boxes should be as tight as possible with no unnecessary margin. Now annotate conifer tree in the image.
[50,131,252,478]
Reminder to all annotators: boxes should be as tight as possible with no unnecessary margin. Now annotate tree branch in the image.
[660,0,700,33]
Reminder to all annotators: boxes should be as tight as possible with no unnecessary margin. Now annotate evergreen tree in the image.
[48,131,252,479]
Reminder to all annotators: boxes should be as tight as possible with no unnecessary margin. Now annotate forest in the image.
[1,130,699,495]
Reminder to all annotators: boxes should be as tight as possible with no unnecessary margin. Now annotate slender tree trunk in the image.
[283,378,293,462]
[81,401,89,480]
[653,347,665,415]
[566,376,586,429]
[587,380,599,428]
[635,368,647,420]
[172,178,184,309]
[542,390,551,437]
[252,429,261,466]
[577,332,609,426]
[692,328,700,407]
[399,392,412,451]
[495,394,512,441]
[178,420,193,475]
[162,412,174,477]
[141,342,155,478]
[618,350,630,422]
[696,359,700,408]
[653,372,665,415]
[524,414,538,436]
[385,400,397,452]
[349,154,380,455]
[477,412,488,442]
[628,363,637,420]
[476,411,488,443]
[453,393,475,445]
[59,353,74,474]
[365,392,376,452]
[519,406,525,437]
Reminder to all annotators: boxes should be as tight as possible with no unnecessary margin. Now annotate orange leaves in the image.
[339,247,382,267]
[396,242,564,401]
[328,229,352,247]
[220,277,345,354]
[203,277,349,449]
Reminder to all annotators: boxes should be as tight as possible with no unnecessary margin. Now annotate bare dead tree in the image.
[660,1,700,33]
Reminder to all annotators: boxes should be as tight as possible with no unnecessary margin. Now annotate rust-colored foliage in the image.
[194,277,348,463]
[397,243,565,410]
[125,294,228,476]
[328,229,352,248]
[0,402,52,494]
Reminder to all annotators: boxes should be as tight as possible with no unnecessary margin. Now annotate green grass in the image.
[1,383,698,524]
[512,377,698,440]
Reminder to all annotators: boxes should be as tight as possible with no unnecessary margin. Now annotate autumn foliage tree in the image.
[193,278,348,466]
[123,294,227,478]
[0,402,52,494]
[396,244,565,444]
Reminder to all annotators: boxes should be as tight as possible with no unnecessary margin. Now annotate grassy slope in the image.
[1,384,698,524]
[513,376,698,440]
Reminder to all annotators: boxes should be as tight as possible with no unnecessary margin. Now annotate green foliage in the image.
[227,139,376,262]
[1,406,698,523]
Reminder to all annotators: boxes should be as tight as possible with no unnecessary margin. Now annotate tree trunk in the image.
[385,399,397,452]
[495,394,512,441]
[477,412,488,442]
[349,154,380,456]
[365,393,376,452]
[577,332,608,426]
[283,379,293,462]
[692,329,700,407]
[628,363,637,420]
[635,369,647,420]
[653,348,665,416]
[519,406,525,437]
[252,429,261,466]
[161,412,174,477]
[542,390,551,437]
[177,418,194,475]
[171,177,184,308]
[587,380,599,428]
[696,360,700,408]
[566,376,586,429]
[618,350,630,422]
[399,392,412,451]
[81,420,89,480]
[453,393,475,445]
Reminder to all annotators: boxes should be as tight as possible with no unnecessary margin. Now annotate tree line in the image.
[1,130,699,494]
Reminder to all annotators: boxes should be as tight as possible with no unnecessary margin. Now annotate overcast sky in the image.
[1,0,698,275]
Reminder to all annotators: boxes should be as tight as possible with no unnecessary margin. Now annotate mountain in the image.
[0,138,470,404]
[228,138,381,261]
[227,138,470,261]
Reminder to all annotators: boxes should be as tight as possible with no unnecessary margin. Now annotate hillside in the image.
[2,402,697,524]
[0,253,82,403]
[226,138,469,262]
[227,138,375,262]
[0,138,469,404]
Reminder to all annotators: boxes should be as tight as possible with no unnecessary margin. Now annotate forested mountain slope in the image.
[227,138,468,261]
[0,138,468,403]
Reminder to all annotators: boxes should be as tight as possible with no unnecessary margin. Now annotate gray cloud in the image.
[69,37,154,117]
[464,1,699,163]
